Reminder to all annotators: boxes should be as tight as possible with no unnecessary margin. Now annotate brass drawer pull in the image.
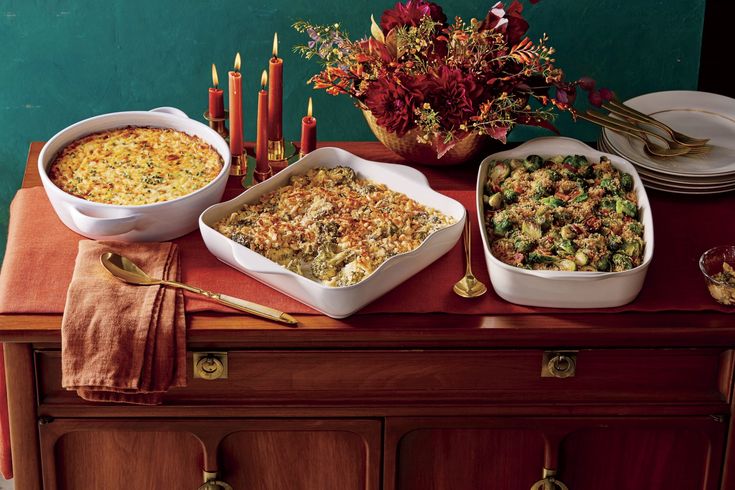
[199,471,233,490]
[530,469,569,490]
[194,352,228,380]
[541,351,577,378]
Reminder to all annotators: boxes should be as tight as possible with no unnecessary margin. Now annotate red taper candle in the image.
[256,70,270,176]
[300,97,317,157]
[208,64,224,118]
[228,53,243,157]
[268,32,283,142]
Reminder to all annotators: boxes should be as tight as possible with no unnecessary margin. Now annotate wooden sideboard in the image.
[2,142,735,490]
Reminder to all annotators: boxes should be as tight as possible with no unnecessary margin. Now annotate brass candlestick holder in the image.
[230,153,246,177]
[269,141,299,174]
[241,142,300,189]
[203,110,229,141]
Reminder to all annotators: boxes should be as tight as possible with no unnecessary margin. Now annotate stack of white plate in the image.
[596,91,735,195]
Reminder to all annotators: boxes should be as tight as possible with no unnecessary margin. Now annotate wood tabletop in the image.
[3,141,734,347]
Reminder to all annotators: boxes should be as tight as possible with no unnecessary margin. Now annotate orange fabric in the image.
[61,240,186,405]
[0,186,734,317]
[0,345,11,480]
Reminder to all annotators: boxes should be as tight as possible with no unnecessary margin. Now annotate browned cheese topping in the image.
[215,166,455,286]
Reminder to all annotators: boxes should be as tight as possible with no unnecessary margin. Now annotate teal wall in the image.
[0,1,705,255]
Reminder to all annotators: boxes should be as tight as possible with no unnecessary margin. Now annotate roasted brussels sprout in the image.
[486,192,503,210]
[558,259,577,271]
[492,211,513,236]
[524,154,544,171]
[560,224,577,239]
[540,196,565,208]
[607,235,623,252]
[625,221,644,236]
[547,169,562,182]
[615,199,638,218]
[563,154,588,168]
[503,189,518,204]
[612,253,633,271]
[572,193,589,203]
[599,198,617,212]
[600,178,620,195]
[534,213,552,231]
[514,237,534,253]
[622,239,643,257]
[574,251,589,266]
[489,161,511,185]
[595,255,610,271]
[557,239,576,255]
[620,173,634,192]
[528,251,556,264]
[533,180,554,199]
[522,221,543,240]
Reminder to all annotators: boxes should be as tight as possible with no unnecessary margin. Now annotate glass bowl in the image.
[699,245,735,306]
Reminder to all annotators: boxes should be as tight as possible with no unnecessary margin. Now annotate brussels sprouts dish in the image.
[482,154,645,272]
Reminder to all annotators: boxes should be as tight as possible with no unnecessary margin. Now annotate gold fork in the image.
[588,110,710,156]
[603,100,710,147]
[578,112,690,158]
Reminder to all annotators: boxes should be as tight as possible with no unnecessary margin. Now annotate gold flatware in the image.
[100,252,297,326]
[587,110,711,156]
[453,214,487,298]
[604,100,710,147]
[578,112,690,158]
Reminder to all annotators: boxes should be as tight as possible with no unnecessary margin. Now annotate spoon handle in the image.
[161,280,297,326]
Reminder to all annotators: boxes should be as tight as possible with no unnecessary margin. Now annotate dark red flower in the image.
[478,1,528,45]
[416,66,482,129]
[363,75,422,136]
[380,0,447,32]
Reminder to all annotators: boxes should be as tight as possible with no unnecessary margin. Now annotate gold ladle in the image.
[100,252,297,326]
[452,214,487,298]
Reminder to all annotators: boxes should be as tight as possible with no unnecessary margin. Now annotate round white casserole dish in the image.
[38,107,231,241]
[476,137,654,308]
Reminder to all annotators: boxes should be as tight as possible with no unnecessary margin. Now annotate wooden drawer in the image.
[36,348,731,406]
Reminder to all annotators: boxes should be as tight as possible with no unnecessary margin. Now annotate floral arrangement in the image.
[295,0,610,158]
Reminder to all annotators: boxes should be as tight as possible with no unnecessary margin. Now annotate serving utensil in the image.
[577,112,690,158]
[604,100,710,147]
[100,252,297,326]
[453,215,487,298]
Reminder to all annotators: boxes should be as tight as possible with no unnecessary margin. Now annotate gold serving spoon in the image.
[453,214,487,298]
[100,252,297,326]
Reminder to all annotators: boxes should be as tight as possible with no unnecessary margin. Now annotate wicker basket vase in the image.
[362,109,497,166]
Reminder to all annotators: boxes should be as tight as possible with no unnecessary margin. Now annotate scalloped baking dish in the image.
[476,137,654,308]
[199,147,466,318]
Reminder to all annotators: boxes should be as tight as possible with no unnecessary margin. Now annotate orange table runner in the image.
[0,186,733,316]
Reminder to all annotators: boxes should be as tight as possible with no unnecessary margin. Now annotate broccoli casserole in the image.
[482,154,645,272]
[48,127,223,205]
[214,166,455,287]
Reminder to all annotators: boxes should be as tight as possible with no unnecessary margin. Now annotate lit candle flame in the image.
[272,32,278,58]
[234,52,241,72]
[261,70,268,89]
[307,97,313,118]
[211,63,219,88]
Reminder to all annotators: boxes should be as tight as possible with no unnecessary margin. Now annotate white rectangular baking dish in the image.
[200,147,466,318]
[476,137,654,308]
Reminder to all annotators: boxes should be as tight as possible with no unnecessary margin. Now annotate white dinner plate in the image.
[602,91,735,178]
[597,137,735,195]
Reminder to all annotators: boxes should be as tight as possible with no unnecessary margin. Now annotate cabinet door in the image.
[39,420,203,490]
[386,418,546,490]
[558,417,727,490]
[387,417,727,490]
[39,418,380,490]
[217,419,380,490]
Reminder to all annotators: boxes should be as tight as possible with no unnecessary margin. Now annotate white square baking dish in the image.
[476,137,654,308]
[200,147,466,318]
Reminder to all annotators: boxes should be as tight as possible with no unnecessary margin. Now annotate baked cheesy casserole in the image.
[483,154,645,272]
[215,166,455,287]
[48,127,223,205]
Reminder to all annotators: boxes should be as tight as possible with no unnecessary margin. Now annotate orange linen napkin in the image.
[61,240,186,405]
